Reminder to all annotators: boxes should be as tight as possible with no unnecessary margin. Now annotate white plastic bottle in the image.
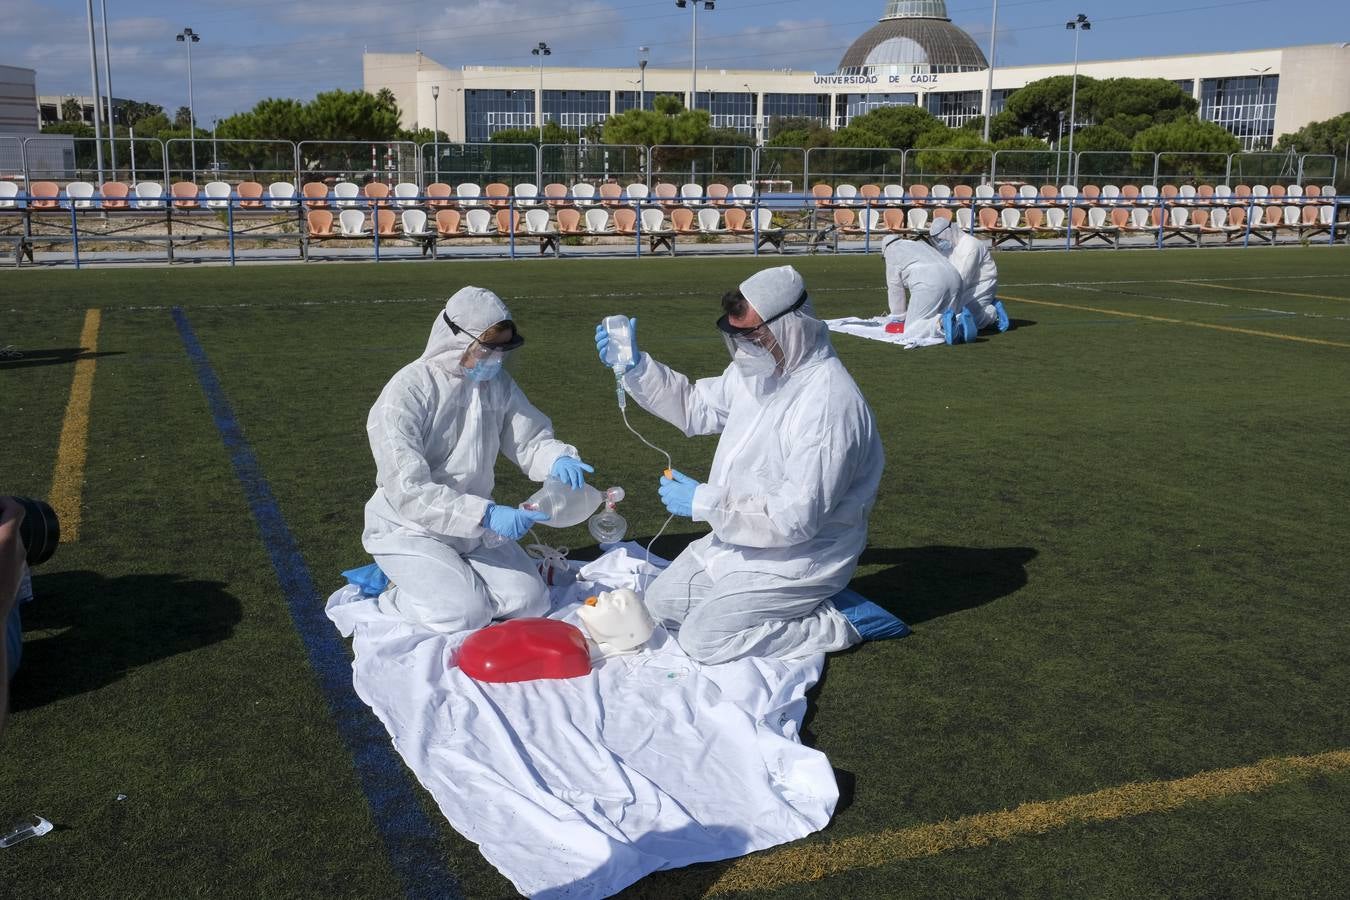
[602,315,634,371]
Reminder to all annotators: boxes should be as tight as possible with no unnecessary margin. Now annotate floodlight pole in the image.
[100,0,116,176]
[431,84,440,181]
[177,27,200,180]
[639,46,649,109]
[982,0,999,143]
[532,41,551,143]
[1065,14,1090,183]
[677,1,715,112]
[83,0,105,184]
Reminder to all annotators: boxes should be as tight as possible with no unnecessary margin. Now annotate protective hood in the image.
[737,265,833,377]
[928,217,952,242]
[419,286,517,365]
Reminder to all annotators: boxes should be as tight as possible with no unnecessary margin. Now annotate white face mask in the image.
[934,237,953,254]
[733,342,778,376]
[463,357,503,382]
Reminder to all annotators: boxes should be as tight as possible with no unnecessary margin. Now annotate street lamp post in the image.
[639,46,649,109]
[176,27,200,180]
[982,0,1000,143]
[83,0,105,184]
[1065,14,1091,183]
[431,84,440,181]
[1250,66,1271,151]
[676,1,714,112]
[100,0,116,176]
[531,41,551,144]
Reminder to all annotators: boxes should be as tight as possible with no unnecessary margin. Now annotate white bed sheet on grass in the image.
[325,545,837,898]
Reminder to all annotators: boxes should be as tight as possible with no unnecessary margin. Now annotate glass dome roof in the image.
[838,0,989,76]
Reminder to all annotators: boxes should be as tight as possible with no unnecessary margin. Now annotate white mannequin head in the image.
[576,589,655,653]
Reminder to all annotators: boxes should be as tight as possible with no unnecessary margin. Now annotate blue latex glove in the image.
[658,469,700,518]
[594,317,639,373]
[483,503,550,541]
[550,455,595,490]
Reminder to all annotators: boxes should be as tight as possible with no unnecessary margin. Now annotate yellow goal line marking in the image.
[1176,280,1350,303]
[999,293,1350,349]
[48,308,101,542]
[705,749,1350,895]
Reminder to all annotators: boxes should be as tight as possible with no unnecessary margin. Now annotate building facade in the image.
[365,2,1349,151]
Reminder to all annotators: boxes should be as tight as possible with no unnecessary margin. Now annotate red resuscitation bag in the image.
[456,618,592,683]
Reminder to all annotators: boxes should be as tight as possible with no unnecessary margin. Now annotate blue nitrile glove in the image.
[483,503,550,541]
[550,455,595,490]
[594,317,639,372]
[658,469,699,518]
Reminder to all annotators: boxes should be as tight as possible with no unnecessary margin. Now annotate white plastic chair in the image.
[1319,205,1334,225]
[456,182,483,206]
[338,209,367,235]
[834,183,858,205]
[883,184,904,201]
[907,207,929,231]
[334,182,360,208]
[268,182,297,208]
[465,208,494,234]
[857,208,880,233]
[1252,184,1269,199]
[956,207,973,231]
[401,209,429,235]
[66,181,96,208]
[1001,208,1023,229]
[204,181,232,209]
[1130,208,1150,229]
[680,183,703,203]
[1283,205,1301,226]
[1215,185,1233,200]
[640,207,668,233]
[1018,185,1037,203]
[1286,184,1303,199]
[571,183,596,206]
[1101,185,1121,204]
[754,207,780,234]
[1209,208,1227,230]
[975,184,995,200]
[1045,207,1066,230]
[1140,185,1160,200]
[134,181,164,209]
[0,182,17,207]
[583,208,610,232]
[623,183,649,202]
[393,182,420,207]
[525,208,554,234]
[731,183,754,204]
[1179,184,1197,199]
[696,208,723,232]
[514,183,539,207]
[1089,207,1109,228]
[930,184,953,204]
[1059,184,1078,200]
[1169,206,1189,228]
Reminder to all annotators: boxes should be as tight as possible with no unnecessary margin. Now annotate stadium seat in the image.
[171,182,200,209]
[611,207,638,235]
[1059,184,1078,200]
[374,208,398,237]
[583,208,611,233]
[810,183,834,207]
[1044,206,1067,233]
[599,182,624,207]
[908,183,930,205]
[26,181,59,209]
[640,206,676,254]
[731,183,754,204]
[268,182,297,208]
[832,208,856,230]
[394,182,420,207]
[697,207,724,232]
[722,207,748,232]
[465,208,494,234]
[706,183,729,205]
[1071,206,1118,248]
[525,208,555,235]
[65,181,96,209]
[1179,184,1197,200]
[680,183,703,204]
[882,183,904,204]
[134,181,164,209]
[495,208,524,234]
[204,181,232,209]
[953,184,974,205]
[930,184,953,205]
[456,182,483,206]
[543,183,568,208]
[571,183,597,206]
[484,182,510,209]
[834,183,858,206]
[514,183,539,206]
[1100,184,1120,204]
[302,182,329,208]
[1214,184,1233,203]
[1039,184,1059,203]
[237,181,266,209]
[997,184,1018,205]
[974,184,995,201]
[364,182,391,206]
[1080,184,1101,205]
[99,181,130,209]
[955,206,973,231]
[750,208,783,252]
[1017,184,1037,204]
[401,208,430,236]
[306,209,336,238]
[671,207,698,235]
[435,208,463,237]
[0,181,17,207]
[556,208,583,235]
[426,182,454,208]
[907,207,929,232]
[653,182,678,209]
[338,209,367,236]
[334,182,361,208]
[882,208,907,234]
[624,182,649,202]
[847,208,881,236]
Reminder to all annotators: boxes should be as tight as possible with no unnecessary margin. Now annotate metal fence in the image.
[539,143,644,188]
[296,140,419,188]
[165,138,297,188]
[426,142,538,187]
[649,144,756,188]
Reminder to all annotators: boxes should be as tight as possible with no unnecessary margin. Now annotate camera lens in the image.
[14,497,60,567]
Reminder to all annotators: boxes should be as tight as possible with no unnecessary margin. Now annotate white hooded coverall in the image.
[363,287,579,633]
[881,235,963,348]
[936,219,1001,330]
[622,266,885,664]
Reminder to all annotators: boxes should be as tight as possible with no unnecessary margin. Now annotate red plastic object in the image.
[456,618,592,683]
[884,321,905,334]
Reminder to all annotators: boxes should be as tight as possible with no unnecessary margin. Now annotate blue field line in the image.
[171,306,461,900]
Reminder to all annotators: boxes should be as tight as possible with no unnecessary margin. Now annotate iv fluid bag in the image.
[603,315,634,370]
[524,477,604,528]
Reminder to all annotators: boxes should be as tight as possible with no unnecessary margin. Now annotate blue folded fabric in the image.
[830,587,910,640]
[342,563,389,597]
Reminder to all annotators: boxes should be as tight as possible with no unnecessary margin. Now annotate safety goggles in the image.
[444,312,525,360]
[716,289,808,342]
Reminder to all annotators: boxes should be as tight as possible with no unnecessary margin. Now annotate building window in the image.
[1174,79,1195,96]
[989,88,1017,117]
[762,93,831,126]
[692,92,756,133]
[925,90,982,127]
[615,91,658,113]
[1200,74,1278,151]
[542,90,609,132]
[841,93,918,128]
[465,89,537,142]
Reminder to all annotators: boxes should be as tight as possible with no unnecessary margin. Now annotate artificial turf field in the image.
[2,245,1348,898]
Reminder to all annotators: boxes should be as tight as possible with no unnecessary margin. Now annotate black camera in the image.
[12,497,60,567]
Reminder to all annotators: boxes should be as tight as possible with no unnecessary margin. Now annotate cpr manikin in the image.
[597,265,886,664]
[881,232,969,347]
[363,286,593,634]
[929,217,1010,333]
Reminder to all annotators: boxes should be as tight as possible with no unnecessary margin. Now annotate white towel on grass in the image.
[325,544,837,898]
[824,315,922,346]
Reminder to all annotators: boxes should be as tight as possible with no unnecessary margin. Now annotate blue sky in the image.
[5,0,1346,122]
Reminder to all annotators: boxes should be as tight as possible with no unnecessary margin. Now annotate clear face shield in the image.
[445,312,524,382]
[716,289,807,377]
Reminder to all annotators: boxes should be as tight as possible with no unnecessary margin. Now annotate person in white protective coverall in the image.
[929,217,1010,334]
[364,287,595,633]
[881,229,974,347]
[593,266,885,664]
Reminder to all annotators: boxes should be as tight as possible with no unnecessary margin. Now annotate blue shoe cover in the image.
[993,300,1011,333]
[831,588,910,641]
[342,562,390,596]
[960,308,978,344]
[942,309,960,345]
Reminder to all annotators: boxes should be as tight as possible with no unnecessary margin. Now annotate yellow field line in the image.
[706,749,1350,895]
[1000,293,1350,349]
[1176,280,1350,303]
[48,308,101,542]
